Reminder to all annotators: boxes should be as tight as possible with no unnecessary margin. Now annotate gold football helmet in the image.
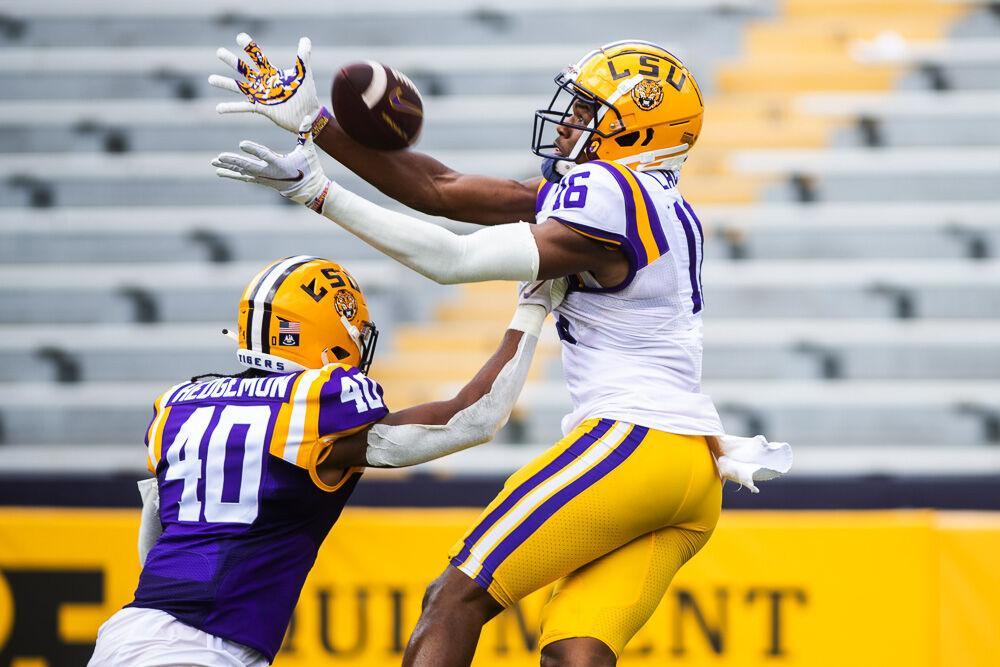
[532,40,704,171]
[233,256,378,373]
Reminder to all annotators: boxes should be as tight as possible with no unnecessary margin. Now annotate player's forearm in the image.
[363,305,545,468]
[315,120,449,211]
[318,182,539,284]
[384,329,526,428]
[314,119,535,225]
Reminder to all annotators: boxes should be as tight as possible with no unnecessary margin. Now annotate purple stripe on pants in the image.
[476,425,649,589]
[450,418,615,568]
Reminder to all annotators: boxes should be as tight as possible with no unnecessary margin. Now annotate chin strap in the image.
[541,157,575,183]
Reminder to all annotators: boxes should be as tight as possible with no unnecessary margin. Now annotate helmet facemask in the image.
[532,68,624,163]
[325,316,379,374]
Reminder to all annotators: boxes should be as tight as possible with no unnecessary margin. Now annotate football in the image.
[331,61,424,150]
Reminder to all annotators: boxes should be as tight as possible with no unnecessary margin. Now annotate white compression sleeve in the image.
[136,477,162,565]
[320,183,539,284]
[364,305,544,467]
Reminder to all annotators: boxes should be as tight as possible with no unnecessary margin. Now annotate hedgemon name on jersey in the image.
[167,374,295,405]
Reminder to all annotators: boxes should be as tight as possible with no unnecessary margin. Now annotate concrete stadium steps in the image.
[0,99,838,153]
[0,0,764,51]
[2,318,997,386]
[5,147,1000,208]
[899,61,1000,91]
[13,202,997,265]
[744,16,956,54]
[0,150,769,207]
[0,260,418,325]
[781,0,968,21]
[0,153,544,208]
[13,89,1000,155]
[394,319,1000,380]
[2,0,999,467]
[2,379,996,447]
[801,93,1000,147]
[2,441,998,477]
[717,60,898,94]
[0,38,730,100]
[728,147,1000,201]
[433,261,1000,321]
[516,379,999,446]
[0,216,390,265]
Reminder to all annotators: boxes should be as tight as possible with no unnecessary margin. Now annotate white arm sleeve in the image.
[364,304,543,468]
[320,183,539,284]
[137,477,162,565]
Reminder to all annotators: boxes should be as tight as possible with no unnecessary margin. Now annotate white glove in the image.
[212,115,332,209]
[715,434,793,494]
[208,33,320,135]
[509,278,567,335]
[518,279,568,314]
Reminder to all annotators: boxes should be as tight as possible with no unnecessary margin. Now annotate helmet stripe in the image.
[243,259,285,350]
[259,257,320,353]
[246,255,318,354]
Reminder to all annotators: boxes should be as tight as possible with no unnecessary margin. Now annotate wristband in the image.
[310,106,333,138]
[308,179,333,212]
[508,303,546,336]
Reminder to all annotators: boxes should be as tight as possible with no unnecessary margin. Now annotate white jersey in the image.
[536,160,724,437]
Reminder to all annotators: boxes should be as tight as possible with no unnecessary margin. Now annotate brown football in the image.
[331,61,424,150]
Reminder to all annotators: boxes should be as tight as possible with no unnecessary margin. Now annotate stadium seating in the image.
[1,0,998,474]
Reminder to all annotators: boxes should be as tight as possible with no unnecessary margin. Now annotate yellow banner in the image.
[0,508,998,666]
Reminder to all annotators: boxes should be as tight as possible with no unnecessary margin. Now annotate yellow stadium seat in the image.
[782,0,965,20]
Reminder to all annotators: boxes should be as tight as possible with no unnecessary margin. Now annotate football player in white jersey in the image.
[210,37,790,666]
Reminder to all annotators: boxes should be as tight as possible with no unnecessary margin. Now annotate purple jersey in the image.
[130,363,388,662]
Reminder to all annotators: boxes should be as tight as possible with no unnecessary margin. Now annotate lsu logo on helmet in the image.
[532,40,704,171]
[234,256,379,373]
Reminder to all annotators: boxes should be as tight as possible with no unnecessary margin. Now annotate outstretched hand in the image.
[208,33,321,135]
[518,278,568,314]
[212,115,332,210]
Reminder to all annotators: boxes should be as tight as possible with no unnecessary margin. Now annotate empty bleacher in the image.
[1,0,998,475]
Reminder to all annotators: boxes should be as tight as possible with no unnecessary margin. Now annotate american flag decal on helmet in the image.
[278,319,301,346]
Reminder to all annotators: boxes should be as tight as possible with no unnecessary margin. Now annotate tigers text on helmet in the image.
[233,256,378,374]
[532,40,703,172]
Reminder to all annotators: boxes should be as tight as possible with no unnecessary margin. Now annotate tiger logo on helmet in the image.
[233,256,378,374]
[532,40,703,172]
[631,78,664,111]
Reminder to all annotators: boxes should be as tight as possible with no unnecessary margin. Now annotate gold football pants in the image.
[449,417,722,657]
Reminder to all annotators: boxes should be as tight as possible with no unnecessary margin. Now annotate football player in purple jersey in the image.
[88,256,566,666]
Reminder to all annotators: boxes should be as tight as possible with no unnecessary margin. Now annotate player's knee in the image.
[540,637,616,667]
[420,568,500,621]
[420,574,446,611]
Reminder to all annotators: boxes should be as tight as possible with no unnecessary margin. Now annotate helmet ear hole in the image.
[615,131,640,147]
[329,346,352,361]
